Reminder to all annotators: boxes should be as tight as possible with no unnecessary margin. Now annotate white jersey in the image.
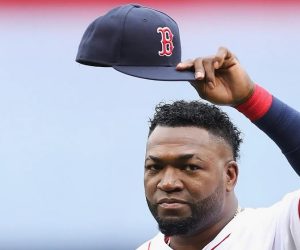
[137,190,300,250]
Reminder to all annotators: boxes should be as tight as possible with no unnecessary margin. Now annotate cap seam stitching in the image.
[116,5,136,65]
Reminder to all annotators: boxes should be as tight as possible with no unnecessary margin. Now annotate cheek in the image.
[186,180,206,199]
[144,174,157,199]
[187,172,224,199]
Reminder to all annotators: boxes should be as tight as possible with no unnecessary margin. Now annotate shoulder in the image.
[242,190,300,218]
[281,189,300,201]
[269,189,300,217]
[272,190,300,224]
[223,190,300,234]
[231,190,300,236]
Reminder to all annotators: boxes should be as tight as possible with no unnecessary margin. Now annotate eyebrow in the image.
[145,154,195,162]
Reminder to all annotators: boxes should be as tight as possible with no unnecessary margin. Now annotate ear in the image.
[225,160,238,192]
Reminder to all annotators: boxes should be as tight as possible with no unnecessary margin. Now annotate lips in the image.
[157,198,188,205]
[157,198,189,209]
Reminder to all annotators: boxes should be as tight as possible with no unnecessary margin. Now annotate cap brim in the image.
[113,66,195,81]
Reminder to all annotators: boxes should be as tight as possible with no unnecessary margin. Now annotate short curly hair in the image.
[148,100,242,160]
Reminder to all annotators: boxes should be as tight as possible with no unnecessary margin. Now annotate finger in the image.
[213,46,229,69]
[189,80,207,99]
[193,58,205,80]
[202,58,215,89]
[176,58,194,71]
[216,47,238,69]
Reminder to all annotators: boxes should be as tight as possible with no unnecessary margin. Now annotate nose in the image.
[157,166,183,192]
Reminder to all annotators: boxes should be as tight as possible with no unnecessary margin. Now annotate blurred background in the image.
[0,0,299,249]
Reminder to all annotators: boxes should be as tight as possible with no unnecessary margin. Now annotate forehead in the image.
[148,126,211,146]
[146,126,231,158]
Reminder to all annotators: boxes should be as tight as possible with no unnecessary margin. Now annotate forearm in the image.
[236,84,300,176]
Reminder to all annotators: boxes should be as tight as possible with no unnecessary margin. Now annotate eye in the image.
[145,164,163,172]
[183,164,200,172]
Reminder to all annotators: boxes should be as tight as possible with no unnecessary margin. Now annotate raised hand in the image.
[176,47,255,106]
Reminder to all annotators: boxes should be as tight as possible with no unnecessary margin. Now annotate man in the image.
[138,47,300,250]
[74,5,299,248]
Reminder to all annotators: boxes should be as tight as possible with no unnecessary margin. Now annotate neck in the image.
[169,196,238,250]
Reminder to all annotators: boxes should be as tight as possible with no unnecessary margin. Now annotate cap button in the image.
[131,4,142,8]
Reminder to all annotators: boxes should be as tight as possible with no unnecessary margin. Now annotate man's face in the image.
[144,126,235,236]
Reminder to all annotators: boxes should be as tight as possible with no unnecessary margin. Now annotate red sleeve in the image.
[235,84,273,121]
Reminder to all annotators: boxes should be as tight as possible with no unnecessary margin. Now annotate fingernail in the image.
[214,61,219,69]
[195,72,204,79]
[208,81,215,89]
[177,63,183,68]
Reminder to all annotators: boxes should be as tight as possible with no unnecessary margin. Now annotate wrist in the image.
[234,84,255,106]
[235,84,272,121]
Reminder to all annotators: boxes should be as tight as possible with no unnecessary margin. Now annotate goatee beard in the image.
[146,184,224,236]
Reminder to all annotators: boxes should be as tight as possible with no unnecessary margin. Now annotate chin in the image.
[157,216,195,236]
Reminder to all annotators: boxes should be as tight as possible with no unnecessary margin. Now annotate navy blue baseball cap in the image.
[76,4,195,81]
